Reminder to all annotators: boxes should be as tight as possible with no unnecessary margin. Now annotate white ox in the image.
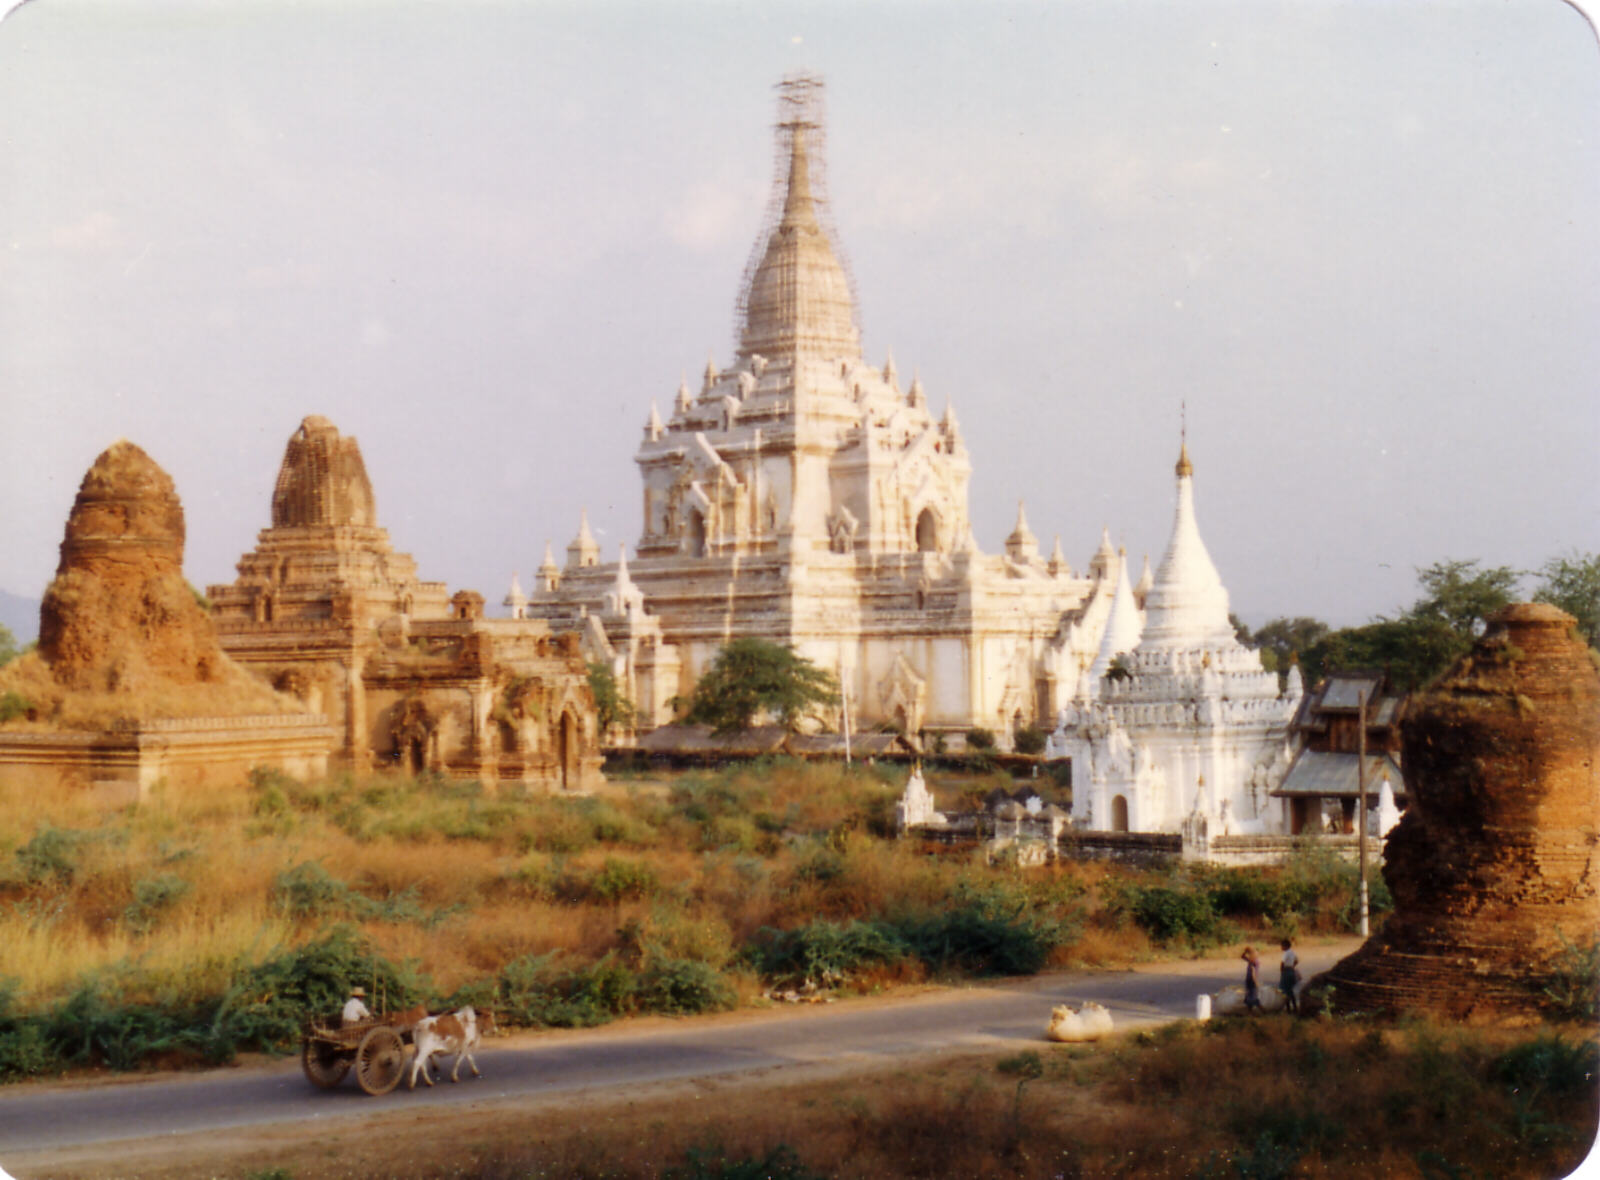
[408,1005,495,1089]
[1046,1001,1115,1043]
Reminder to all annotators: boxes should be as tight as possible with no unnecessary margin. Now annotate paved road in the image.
[0,941,1356,1160]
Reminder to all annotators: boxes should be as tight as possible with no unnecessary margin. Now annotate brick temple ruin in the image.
[0,441,334,802]
[1315,603,1599,1019]
[208,416,603,791]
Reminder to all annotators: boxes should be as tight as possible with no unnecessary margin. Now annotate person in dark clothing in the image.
[1278,938,1301,1014]
[1241,946,1263,1014]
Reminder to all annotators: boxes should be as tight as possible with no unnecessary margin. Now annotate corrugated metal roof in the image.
[1272,750,1404,798]
[1320,674,1384,711]
[635,725,790,755]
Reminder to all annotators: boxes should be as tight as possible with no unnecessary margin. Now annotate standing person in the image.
[342,985,372,1026]
[1278,938,1301,1014]
[1241,947,1263,1014]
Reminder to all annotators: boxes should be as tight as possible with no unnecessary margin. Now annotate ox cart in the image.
[301,1005,426,1096]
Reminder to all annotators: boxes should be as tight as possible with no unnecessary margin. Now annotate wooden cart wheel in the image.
[302,1038,351,1089]
[355,1025,405,1096]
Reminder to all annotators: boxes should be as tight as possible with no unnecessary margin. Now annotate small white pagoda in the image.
[1050,443,1300,833]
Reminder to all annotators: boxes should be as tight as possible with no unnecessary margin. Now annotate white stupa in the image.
[1053,443,1301,835]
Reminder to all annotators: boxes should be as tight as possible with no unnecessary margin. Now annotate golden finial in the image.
[1176,401,1193,476]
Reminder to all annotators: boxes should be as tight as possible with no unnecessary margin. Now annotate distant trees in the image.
[1241,554,1595,693]
[0,624,17,668]
[681,638,840,733]
[1532,550,1599,648]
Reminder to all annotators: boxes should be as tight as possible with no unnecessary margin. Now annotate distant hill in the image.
[0,589,41,644]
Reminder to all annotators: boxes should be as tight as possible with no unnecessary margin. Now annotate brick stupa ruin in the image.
[209,416,603,791]
[0,441,335,801]
[1315,603,1599,1019]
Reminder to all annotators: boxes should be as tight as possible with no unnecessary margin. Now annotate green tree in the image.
[682,638,839,733]
[1298,560,1518,691]
[0,624,17,668]
[1300,617,1463,692]
[1532,550,1599,648]
[1405,558,1520,638]
[1249,616,1332,677]
[586,660,636,735]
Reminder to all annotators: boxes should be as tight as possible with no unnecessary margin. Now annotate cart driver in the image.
[342,986,372,1026]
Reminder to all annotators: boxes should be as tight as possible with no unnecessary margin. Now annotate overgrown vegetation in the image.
[0,760,1395,1081]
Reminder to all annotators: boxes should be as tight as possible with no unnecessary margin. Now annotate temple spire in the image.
[736,75,860,361]
[1139,441,1233,648]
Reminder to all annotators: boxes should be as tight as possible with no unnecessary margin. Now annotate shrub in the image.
[1120,882,1223,946]
[16,827,85,884]
[744,920,910,987]
[1490,1036,1599,1099]
[270,861,431,924]
[664,1143,827,1180]
[966,727,996,750]
[1540,931,1599,1022]
[1204,869,1314,921]
[496,953,637,1028]
[0,981,57,1079]
[590,857,660,903]
[640,957,734,1015]
[0,691,31,723]
[123,873,192,934]
[1012,726,1048,755]
[898,885,1069,975]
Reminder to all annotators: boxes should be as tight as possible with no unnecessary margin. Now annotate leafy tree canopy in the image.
[1531,550,1599,648]
[586,660,635,735]
[1245,616,1332,676]
[1299,617,1463,692]
[682,638,840,734]
[1403,559,1519,639]
[0,624,17,668]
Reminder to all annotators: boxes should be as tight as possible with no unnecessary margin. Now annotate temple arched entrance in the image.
[1111,794,1130,832]
[915,508,938,553]
[687,509,706,557]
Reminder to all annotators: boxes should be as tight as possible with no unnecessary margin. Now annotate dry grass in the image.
[0,759,1371,1028]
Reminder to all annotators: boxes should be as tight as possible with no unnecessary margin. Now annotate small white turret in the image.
[536,541,560,593]
[566,509,601,569]
[645,400,664,441]
[702,353,719,394]
[1088,526,1117,580]
[603,543,646,621]
[1133,554,1153,609]
[1048,535,1069,578]
[503,572,528,619]
[883,348,899,392]
[1005,500,1039,562]
[1089,548,1143,684]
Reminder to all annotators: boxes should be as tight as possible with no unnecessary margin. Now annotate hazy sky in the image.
[2,0,1596,638]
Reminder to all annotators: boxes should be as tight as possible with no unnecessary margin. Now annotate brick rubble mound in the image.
[0,441,292,727]
[1316,603,1599,1020]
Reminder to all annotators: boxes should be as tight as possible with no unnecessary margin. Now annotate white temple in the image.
[523,75,1117,745]
[1049,444,1301,833]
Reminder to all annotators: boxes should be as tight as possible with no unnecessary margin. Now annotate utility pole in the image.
[1357,688,1369,937]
